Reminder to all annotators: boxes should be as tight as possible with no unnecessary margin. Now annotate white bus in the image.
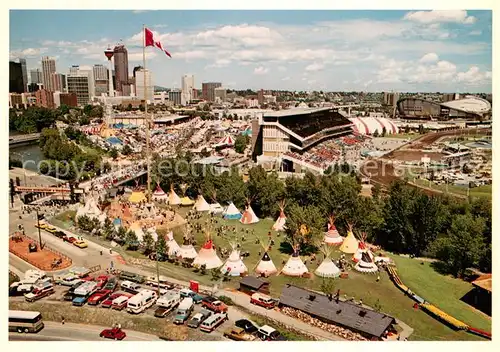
[9,310,44,333]
[127,289,157,314]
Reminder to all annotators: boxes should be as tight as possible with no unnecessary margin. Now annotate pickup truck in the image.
[87,289,112,305]
[187,309,212,328]
[72,295,89,306]
[201,296,228,313]
[223,327,258,341]
[24,285,54,302]
[119,271,145,284]
[101,293,122,308]
[103,277,118,291]
[154,306,175,318]
[179,288,203,304]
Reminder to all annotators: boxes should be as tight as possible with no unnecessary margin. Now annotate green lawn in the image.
[52,207,490,341]
[411,178,492,200]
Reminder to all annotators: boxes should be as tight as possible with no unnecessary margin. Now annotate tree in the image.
[142,231,155,255]
[284,203,324,254]
[109,148,119,160]
[156,235,167,256]
[320,278,336,298]
[430,213,485,277]
[210,268,221,281]
[83,104,93,116]
[234,135,248,154]
[122,144,133,156]
[115,226,127,244]
[125,230,139,250]
[102,218,115,240]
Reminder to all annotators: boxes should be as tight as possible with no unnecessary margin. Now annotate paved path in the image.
[9,321,161,341]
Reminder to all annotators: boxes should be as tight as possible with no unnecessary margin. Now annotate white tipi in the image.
[193,194,210,212]
[193,231,223,269]
[177,226,198,259]
[281,245,309,277]
[168,184,181,205]
[323,214,344,246]
[165,231,181,257]
[315,245,341,278]
[353,232,378,274]
[240,199,259,224]
[153,183,168,201]
[272,200,287,232]
[208,192,224,214]
[221,243,248,276]
[223,202,242,220]
[255,239,277,277]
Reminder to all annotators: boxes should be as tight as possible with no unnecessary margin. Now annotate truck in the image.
[87,289,112,305]
[173,297,194,324]
[120,280,141,294]
[72,281,98,306]
[201,296,228,313]
[127,289,157,314]
[157,291,181,309]
[119,271,145,284]
[223,327,258,341]
[179,288,203,304]
[9,270,47,296]
[63,281,85,301]
[111,295,132,311]
[24,281,54,302]
[101,293,123,308]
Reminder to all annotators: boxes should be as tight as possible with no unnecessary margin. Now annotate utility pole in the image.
[36,210,43,250]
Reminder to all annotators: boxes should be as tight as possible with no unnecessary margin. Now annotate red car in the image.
[101,293,122,308]
[63,236,77,243]
[201,296,228,313]
[99,327,126,340]
[87,289,112,305]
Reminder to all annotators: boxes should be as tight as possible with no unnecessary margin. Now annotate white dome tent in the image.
[223,202,242,220]
[193,194,211,212]
[193,230,223,269]
[323,214,344,246]
[272,200,287,232]
[315,245,341,278]
[281,245,309,277]
[353,232,378,274]
[221,243,248,276]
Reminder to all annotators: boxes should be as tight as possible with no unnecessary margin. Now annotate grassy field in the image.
[53,207,490,341]
[411,178,492,199]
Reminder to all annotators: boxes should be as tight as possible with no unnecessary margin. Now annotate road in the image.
[9,321,161,341]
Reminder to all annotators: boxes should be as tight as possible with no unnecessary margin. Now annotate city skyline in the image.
[9,10,492,92]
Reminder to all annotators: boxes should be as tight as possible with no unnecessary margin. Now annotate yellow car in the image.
[45,226,57,233]
[73,240,88,249]
[35,223,49,230]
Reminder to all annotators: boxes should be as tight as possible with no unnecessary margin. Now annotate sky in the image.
[9,10,492,92]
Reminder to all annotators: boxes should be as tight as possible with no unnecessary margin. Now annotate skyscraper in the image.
[9,61,24,93]
[67,66,94,105]
[30,68,43,85]
[93,64,108,80]
[202,82,222,102]
[169,89,182,106]
[113,44,129,94]
[51,73,66,92]
[135,69,153,102]
[41,56,56,91]
[19,58,28,92]
[93,64,109,97]
[181,74,194,106]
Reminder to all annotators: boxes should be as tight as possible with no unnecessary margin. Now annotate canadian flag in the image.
[145,27,171,58]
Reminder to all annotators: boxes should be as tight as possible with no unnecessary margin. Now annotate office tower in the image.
[135,69,153,102]
[181,74,194,105]
[257,89,264,105]
[67,67,94,105]
[93,64,109,97]
[168,89,182,105]
[93,64,108,80]
[30,68,43,85]
[19,58,28,92]
[51,73,66,92]
[214,87,227,103]
[202,82,222,102]
[9,61,24,93]
[113,44,129,94]
[69,65,80,75]
[35,89,55,108]
[41,56,56,91]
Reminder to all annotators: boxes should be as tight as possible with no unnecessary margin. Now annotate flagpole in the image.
[143,24,152,203]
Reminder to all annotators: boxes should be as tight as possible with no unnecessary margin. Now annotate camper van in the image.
[72,281,98,306]
[127,289,157,314]
[157,291,181,310]
[111,295,131,311]
[10,270,47,296]
[24,280,54,302]
[199,312,228,333]
[173,297,194,324]
[120,280,141,293]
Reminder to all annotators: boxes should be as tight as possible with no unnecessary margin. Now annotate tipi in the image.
[339,223,359,254]
[165,231,181,257]
[152,183,168,201]
[353,232,378,274]
[223,202,242,220]
[76,194,104,224]
[168,184,181,205]
[193,194,210,212]
[193,231,223,269]
[272,200,287,232]
[180,196,195,206]
[323,214,344,246]
[221,243,248,276]
[177,227,198,259]
[129,222,145,242]
[314,245,341,278]
[281,245,309,277]
[209,192,224,214]
[255,241,278,277]
[240,200,259,224]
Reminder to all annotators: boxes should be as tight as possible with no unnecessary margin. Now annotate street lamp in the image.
[11,152,27,186]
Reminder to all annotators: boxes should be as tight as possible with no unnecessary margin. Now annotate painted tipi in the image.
[153,183,168,201]
[281,245,309,277]
[323,214,344,246]
[272,200,287,232]
[193,231,223,269]
[314,245,341,278]
[353,232,378,273]
[221,243,248,276]
[177,228,198,259]
[193,194,210,212]
[168,184,181,205]
[240,200,259,224]
[223,202,242,220]
[255,251,278,277]
[339,223,359,254]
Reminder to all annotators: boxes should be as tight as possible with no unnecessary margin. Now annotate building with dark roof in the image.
[397,96,491,120]
[239,276,270,295]
[9,61,24,93]
[279,285,396,339]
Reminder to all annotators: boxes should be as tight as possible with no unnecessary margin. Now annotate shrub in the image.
[217,295,234,306]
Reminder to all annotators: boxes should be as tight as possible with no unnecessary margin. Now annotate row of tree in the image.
[151,154,491,277]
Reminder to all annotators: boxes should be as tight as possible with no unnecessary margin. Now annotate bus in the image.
[8,310,44,333]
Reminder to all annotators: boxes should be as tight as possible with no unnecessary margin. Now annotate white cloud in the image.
[9,47,47,59]
[207,58,232,68]
[419,52,439,63]
[153,24,168,28]
[305,62,324,72]
[404,10,477,25]
[194,24,281,47]
[456,66,492,84]
[253,66,269,75]
[128,51,157,62]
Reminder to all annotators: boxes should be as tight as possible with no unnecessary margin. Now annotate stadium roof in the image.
[440,96,491,114]
[263,107,331,118]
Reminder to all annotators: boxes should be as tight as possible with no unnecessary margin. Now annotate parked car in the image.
[87,289,112,305]
[99,327,126,340]
[73,240,88,248]
[173,298,194,325]
[154,306,173,318]
[103,277,118,291]
[44,226,57,233]
[201,296,228,313]
[119,271,145,284]
[63,281,85,301]
[111,294,132,311]
[121,280,141,294]
[224,327,258,341]
[24,283,54,302]
[200,312,228,333]
[179,288,203,304]
[101,293,122,308]
[235,319,260,334]
[187,309,212,328]
[63,236,77,244]
[53,230,66,239]
[250,293,276,309]
[35,223,49,230]
[257,325,284,341]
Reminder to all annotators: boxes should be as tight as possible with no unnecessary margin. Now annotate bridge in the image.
[9,133,41,146]
[14,186,84,194]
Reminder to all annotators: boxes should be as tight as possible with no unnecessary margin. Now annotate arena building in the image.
[397,96,491,120]
[348,116,399,135]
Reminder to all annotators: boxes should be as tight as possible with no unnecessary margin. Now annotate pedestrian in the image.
[61,316,65,325]
[376,275,380,282]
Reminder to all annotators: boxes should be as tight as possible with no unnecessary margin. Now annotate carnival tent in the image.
[339,224,359,254]
[223,202,242,220]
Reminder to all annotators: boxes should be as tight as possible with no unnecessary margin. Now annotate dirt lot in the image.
[9,235,71,271]
[388,150,445,162]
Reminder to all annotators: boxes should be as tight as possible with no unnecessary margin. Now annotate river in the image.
[9,142,45,172]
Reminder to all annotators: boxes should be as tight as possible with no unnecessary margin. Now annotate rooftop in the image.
[440,96,491,114]
[263,107,331,118]
[472,274,492,293]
